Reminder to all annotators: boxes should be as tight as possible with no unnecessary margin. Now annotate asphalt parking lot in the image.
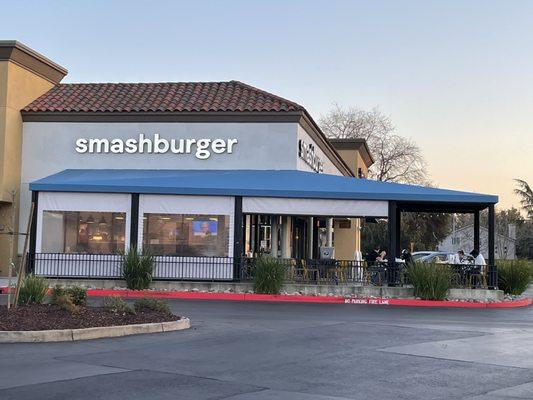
[1,298,533,400]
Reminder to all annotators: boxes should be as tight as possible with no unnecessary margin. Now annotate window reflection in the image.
[42,211,126,254]
[142,214,229,257]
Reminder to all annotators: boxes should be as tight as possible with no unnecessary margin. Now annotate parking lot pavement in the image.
[1,299,533,399]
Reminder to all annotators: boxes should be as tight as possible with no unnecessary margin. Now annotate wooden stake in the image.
[14,201,34,308]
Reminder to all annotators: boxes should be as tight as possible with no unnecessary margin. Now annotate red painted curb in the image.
[84,289,533,308]
[2,287,530,308]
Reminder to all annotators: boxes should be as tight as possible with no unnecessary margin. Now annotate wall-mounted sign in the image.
[75,134,238,160]
[298,139,324,173]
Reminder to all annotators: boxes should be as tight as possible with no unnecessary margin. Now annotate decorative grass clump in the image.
[103,296,135,315]
[52,285,87,306]
[253,256,285,294]
[134,297,171,314]
[19,275,49,305]
[497,260,531,295]
[121,247,154,290]
[407,262,452,301]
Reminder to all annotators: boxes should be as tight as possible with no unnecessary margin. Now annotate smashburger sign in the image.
[298,139,324,173]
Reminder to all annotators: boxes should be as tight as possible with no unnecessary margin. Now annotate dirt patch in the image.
[0,304,180,331]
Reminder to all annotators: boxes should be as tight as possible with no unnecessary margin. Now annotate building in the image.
[0,41,499,282]
[438,225,516,260]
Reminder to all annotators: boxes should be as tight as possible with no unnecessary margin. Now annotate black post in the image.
[487,204,496,288]
[28,191,39,273]
[129,194,140,250]
[253,214,260,255]
[387,201,399,285]
[233,196,243,281]
[474,210,480,253]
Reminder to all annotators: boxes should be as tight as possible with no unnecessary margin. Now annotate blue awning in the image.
[29,169,498,205]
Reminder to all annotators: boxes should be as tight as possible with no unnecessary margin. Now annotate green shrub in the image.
[54,294,79,313]
[102,296,135,315]
[52,285,66,302]
[134,297,171,314]
[253,256,285,294]
[66,286,88,306]
[19,275,48,305]
[52,285,87,306]
[121,247,154,290]
[497,260,531,295]
[407,262,452,300]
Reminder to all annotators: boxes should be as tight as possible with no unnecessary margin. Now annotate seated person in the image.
[401,249,413,265]
[376,250,387,263]
[449,250,466,265]
[366,246,380,264]
[470,249,486,266]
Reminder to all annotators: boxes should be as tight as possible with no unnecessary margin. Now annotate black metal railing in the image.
[238,258,406,286]
[29,253,234,282]
[28,253,497,289]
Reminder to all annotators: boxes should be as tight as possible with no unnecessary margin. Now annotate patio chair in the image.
[470,270,487,288]
[285,258,298,282]
[327,260,347,284]
[300,259,320,284]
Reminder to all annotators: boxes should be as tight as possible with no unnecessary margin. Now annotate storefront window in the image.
[142,214,229,257]
[41,211,126,254]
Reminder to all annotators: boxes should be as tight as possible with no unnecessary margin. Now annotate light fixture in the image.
[99,216,107,226]
[86,215,95,224]
[115,215,124,220]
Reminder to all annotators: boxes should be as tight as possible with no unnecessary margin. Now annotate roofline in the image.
[21,110,305,122]
[0,40,67,84]
[328,138,375,167]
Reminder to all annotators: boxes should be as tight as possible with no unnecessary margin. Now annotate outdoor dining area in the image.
[239,256,494,289]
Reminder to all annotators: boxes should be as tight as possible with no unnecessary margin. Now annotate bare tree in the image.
[514,179,533,219]
[320,104,427,184]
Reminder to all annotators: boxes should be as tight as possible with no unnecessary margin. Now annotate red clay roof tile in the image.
[22,81,304,114]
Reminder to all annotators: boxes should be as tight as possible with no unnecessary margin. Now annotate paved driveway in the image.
[1,299,533,399]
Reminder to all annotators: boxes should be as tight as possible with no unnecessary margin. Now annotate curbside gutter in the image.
[0,318,190,343]
[85,289,533,309]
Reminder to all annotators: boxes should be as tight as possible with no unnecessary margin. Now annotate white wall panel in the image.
[243,197,388,217]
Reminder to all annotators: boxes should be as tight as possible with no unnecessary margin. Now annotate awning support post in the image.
[487,204,496,288]
[233,196,243,281]
[474,210,480,253]
[129,193,139,250]
[28,190,39,273]
[387,201,400,286]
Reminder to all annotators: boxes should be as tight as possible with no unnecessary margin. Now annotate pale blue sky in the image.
[2,0,532,209]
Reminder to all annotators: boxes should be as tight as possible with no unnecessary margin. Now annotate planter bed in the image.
[0,304,180,331]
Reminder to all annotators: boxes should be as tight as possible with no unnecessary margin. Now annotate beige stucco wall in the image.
[335,148,369,178]
[333,218,362,260]
[0,60,56,275]
[331,147,371,259]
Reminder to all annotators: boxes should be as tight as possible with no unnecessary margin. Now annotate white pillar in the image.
[271,216,279,257]
[307,217,314,259]
[326,218,333,247]
[280,216,292,259]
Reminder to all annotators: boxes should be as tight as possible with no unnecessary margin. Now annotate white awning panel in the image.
[242,197,388,217]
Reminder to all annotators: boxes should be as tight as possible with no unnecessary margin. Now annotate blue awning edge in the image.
[29,169,498,205]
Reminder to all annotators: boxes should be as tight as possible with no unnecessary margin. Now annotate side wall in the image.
[0,61,56,275]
